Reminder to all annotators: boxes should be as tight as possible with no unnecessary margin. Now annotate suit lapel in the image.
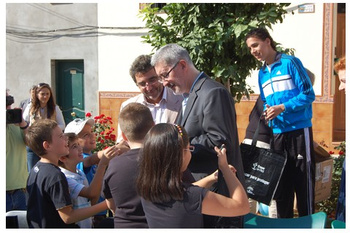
[164,87,183,123]
[175,109,182,124]
[181,73,208,126]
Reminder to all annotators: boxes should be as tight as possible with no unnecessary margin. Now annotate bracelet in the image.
[20,123,29,130]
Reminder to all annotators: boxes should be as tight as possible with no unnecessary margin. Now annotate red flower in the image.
[86,112,92,118]
[339,151,344,155]
[329,151,334,154]
[89,112,116,154]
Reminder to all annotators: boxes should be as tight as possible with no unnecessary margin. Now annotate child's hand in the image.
[116,139,130,155]
[214,144,229,170]
[100,146,119,165]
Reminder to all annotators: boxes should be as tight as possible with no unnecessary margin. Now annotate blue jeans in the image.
[6,189,27,212]
[26,146,40,172]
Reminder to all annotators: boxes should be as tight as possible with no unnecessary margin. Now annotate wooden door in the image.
[332,7,345,142]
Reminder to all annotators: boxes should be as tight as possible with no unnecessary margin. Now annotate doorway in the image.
[332,3,346,142]
[55,60,85,124]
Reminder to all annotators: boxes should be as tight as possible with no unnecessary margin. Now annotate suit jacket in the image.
[117,87,183,142]
[178,73,245,195]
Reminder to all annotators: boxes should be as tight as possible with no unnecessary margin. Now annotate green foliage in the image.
[139,3,292,102]
[334,141,346,153]
[316,141,346,218]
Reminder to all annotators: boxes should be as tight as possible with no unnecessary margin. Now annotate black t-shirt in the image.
[141,183,209,228]
[103,148,148,228]
[26,162,77,228]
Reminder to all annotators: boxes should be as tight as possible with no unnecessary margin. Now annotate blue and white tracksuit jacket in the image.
[259,53,315,134]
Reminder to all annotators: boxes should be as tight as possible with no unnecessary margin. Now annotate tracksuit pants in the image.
[273,127,315,218]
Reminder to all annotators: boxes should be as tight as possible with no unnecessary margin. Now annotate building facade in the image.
[6,3,346,147]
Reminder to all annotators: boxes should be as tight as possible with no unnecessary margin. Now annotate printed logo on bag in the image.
[244,173,270,185]
[252,162,265,173]
[246,186,254,195]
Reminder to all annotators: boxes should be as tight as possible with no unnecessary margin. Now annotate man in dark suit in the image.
[151,44,245,228]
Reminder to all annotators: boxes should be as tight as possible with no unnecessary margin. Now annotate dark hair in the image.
[30,83,56,119]
[66,133,78,147]
[118,102,154,141]
[136,123,189,203]
[129,55,154,83]
[245,27,277,51]
[6,95,14,107]
[25,119,58,156]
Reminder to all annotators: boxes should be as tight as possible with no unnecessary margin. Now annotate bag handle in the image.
[251,115,276,152]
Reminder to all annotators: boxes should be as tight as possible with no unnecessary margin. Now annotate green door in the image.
[56,60,85,124]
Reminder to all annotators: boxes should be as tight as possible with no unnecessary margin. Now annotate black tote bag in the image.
[240,119,287,205]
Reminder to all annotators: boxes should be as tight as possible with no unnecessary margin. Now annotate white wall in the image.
[6,3,100,114]
[98,3,325,95]
[246,3,324,95]
[97,2,152,92]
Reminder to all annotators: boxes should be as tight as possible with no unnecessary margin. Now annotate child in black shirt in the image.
[25,119,108,228]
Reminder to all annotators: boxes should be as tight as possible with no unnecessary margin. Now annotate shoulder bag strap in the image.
[251,117,262,147]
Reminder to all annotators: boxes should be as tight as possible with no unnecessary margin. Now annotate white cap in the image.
[64,118,94,135]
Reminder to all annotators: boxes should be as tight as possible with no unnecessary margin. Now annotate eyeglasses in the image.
[158,61,179,81]
[184,145,195,152]
[137,76,160,88]
[37,83,49,88]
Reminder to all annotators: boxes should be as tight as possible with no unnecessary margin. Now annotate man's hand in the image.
[265,104,285,120]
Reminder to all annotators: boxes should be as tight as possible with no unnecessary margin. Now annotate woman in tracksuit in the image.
[245,27,315,218]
